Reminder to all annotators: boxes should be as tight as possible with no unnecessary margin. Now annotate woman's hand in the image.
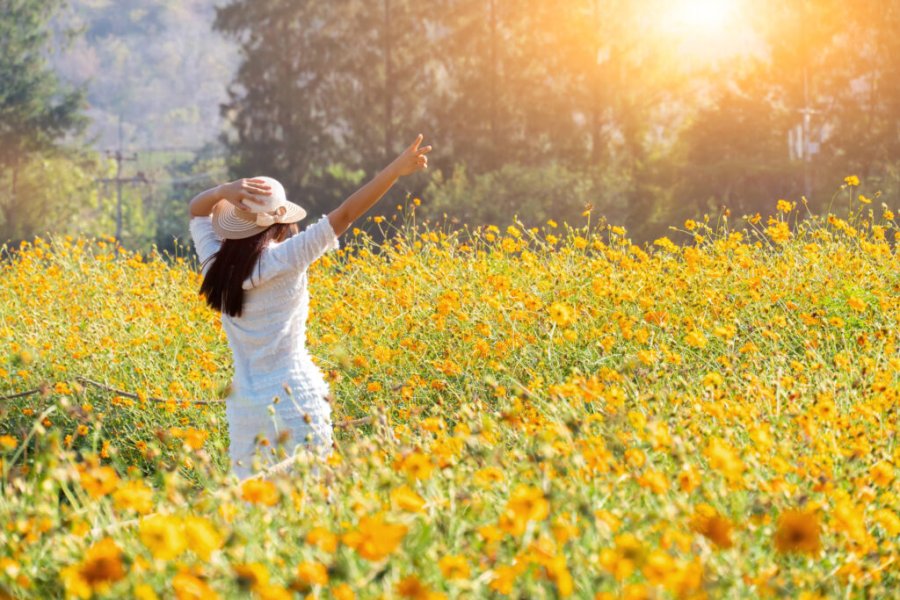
[217,178,273,209]
[389,134,432,177]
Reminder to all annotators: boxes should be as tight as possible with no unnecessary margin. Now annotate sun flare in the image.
[668,0,737,32]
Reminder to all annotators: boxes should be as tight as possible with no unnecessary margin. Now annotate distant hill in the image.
[51,0,237,152]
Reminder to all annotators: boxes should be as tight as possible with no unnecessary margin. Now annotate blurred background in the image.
[1,0,898,251]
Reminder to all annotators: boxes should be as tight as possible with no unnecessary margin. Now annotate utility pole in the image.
[95,116,148,253]
[383,0,393,162]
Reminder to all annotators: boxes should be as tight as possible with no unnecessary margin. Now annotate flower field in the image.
[1,190,899,599]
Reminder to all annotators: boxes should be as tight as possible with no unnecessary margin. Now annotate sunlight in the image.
[658,0,758,65]
[669,0,736,33]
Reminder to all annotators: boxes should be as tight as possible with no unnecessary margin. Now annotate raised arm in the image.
[188,178,272,218]
[327,134,432,237]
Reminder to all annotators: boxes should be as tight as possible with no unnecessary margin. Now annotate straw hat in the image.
[211,176,307,240]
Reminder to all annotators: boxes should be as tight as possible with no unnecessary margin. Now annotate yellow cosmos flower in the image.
[438,555,470,580]
[241,479,280,506]
[172,571,218,600]
[773,509,820,555]
[112,480,154,515]
[341,512,407,561]
[305,526,338,553]
[139,514,186,560]
[183,516,224,561]
[295,561,328,587]
[61,537,125,598]
[390,484,426,513]
[689,504,734,549]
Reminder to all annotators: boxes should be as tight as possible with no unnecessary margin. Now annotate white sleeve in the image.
[269,215,340,273]
[189,216,222,274]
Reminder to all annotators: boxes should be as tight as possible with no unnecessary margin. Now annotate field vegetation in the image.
[1,189,898,598]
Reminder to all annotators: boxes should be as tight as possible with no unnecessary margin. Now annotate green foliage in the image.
[422,162,630,230]
[0,0,90,243]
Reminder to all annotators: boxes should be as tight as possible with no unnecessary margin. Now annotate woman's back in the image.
[190,214,339,402]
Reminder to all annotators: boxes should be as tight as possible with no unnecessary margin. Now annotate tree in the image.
[0,0,88,242]
[215,0,431,217]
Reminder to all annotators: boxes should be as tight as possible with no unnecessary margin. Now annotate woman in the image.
[189,134,432,481]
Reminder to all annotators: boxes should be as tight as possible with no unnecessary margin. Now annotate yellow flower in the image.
[332,583,355,600]
[847,296,866,313]
[394,451,434,481]
[295,561,328,586]
[773,509,820,555]
[79,464,119,499]
[112,480,154,515]
[305,526,338,553]
[234,562,269,589]
[241,479,280,506]
[548,302,575,328]
[172,571,218,600]
[777,199,793,213]
[873,508,900,535]
[684,330,708,350]
[341,512,407,561]
[489,563,525,594]
[766,221,792,244]
[0,435,17,451]
[438,555,470,580]
[474,466,504,487]
[599,533,645,581]
[395,575,443,599]
[390,485,426,513]
[844,175,860,186]
[689,504,734,549]
[61,537,125,598]
[869,461,895,487]
[704,437,744,485]
[139,514,186,560]
[501,485,550,536]
[183,516,224,561]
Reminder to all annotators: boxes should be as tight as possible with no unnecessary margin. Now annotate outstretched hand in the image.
[391,134,432,177]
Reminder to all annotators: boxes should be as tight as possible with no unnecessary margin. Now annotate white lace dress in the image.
[189,214,339,480]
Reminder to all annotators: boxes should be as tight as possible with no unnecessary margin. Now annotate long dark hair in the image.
[200,222,298,317]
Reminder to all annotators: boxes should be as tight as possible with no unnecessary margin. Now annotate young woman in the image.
[188,134,432,481]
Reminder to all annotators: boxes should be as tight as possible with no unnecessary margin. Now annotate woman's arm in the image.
[328,134,431,237]
[188,178,272,218]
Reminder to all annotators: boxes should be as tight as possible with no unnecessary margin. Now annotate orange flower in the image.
[295,561,328,586]
[390,485,426,513]
[394,451,434,481]
[689,504,734,549]
[173,571,219,600]
[341,512,407,561]
[438,555,470,580]
[773,509,820,555]
[139,514,186,560]
[305,526,338,553]
[112,479,154,515]
[241,479,279,506]
[79,464,119,499]
[395,575,443,599]
[60,537,125,597]
[869,461,895,487]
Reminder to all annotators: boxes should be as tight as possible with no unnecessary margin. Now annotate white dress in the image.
[189,214,340,480]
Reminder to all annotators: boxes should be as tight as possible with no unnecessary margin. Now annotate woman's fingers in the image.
[243,183,273,195]
[241,192,265,204]
[417,145,433,156]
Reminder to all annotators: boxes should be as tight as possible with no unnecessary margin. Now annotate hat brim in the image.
[211,199,307,240]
